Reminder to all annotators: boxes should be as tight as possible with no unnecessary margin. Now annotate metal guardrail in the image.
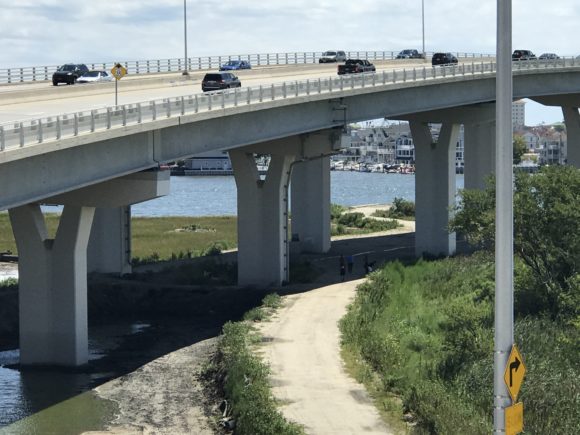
[1,58,577,152]
[0,51,495,84]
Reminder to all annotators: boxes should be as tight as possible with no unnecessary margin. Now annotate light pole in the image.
[494,0,513,433]
[183,0,189,75]
[421,0,426,60]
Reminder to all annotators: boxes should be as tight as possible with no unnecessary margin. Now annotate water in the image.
[132,171,464,217]
[1,171,465,431]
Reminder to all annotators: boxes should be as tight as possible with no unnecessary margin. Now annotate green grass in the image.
[0,213,237,261]
[340,254,579,434]
[209,294,304,435]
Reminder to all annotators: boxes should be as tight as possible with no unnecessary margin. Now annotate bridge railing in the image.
[1,58,577,152]
[0,51,496,84]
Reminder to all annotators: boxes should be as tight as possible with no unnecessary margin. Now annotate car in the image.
[52,63,89,85]
[431,52,458,66]
[512,50,536,61]
[396,49,425,59]
[538,53,559,60]
[201,72,241,92]
[319,51,347,63]
[337,59,376,75]
[76,70,114,83]
[219,60,251,71]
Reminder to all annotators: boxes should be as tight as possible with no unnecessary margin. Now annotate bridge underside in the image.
[4,72,580,366]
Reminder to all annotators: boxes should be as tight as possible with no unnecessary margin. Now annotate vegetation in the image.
[209,294,304,435]
[0,214,237,262]
[372,198,416,220]
[331,210,400,236]
[341,165,579,433]
[513,135,527,164]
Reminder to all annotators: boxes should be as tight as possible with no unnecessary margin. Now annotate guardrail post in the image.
[362,74,365,88]
[194,95,199,113]
[422,67,427,80]
[306,80,310,95]
[221,92,226,109]
[74,114,79,135]
[267,53,270,65]
[180,96,185,115]
[283,82,287,98]
[90,110,96,131]
[19,68,24,83]
[340,75,344,90]
[32,67,36,81]
[393,70,396,83]
[413,68,416,81]
[7,70,11,84]
[271,83,275,100]
[481,61,484,73]
[247,88,252,104]
[0,126,4,151]
[122,106,127,125]
[234,88,239,106]
[318,78,321,93]
[472,61,475,75]
[44,66,49,81]
[56,116,61,139]
[329,77,333,93]
[166,99,172,117]
[382,70,387,84]
[259,85,264,101]
[442,66,446,78]
[37,120,43,143]
[303,52,306,64]
[208,94,213,111]
[19,122,24,147]
[257,54,261,66]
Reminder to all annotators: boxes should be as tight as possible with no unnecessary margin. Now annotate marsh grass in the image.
[0,214,237,261]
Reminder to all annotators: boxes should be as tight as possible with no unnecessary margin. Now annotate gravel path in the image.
[257,279,393,435]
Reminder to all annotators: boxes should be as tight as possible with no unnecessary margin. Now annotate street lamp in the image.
[421,0,426,60]
[183,0,189,75]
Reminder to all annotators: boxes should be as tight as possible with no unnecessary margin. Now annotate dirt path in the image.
[257,279,393,435]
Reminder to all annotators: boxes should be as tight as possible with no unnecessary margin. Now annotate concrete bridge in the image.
[1,59,579,367]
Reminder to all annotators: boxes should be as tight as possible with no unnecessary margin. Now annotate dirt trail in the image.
[257,279,393,435]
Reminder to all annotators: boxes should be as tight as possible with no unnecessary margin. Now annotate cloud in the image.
[0,0,578,68]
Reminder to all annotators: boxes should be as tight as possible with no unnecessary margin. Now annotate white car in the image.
[77,70,113,83]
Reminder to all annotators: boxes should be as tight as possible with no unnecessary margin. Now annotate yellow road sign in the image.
[504,345,526,401]
[111,63,127,80]
[505,401,524,435]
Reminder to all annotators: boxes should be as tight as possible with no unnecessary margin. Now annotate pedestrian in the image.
[346,254,354,274]
[339,254,346,281]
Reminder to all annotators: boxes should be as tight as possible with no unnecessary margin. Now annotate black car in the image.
[52,63,89,85]
[396,49,425,59]
[431,52,458,66]
[201,72,241,92]
[512,50,536,61]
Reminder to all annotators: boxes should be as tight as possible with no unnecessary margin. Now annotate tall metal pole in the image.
[421,0,426,59]
[494,0,513,433]
[183,0,189,75]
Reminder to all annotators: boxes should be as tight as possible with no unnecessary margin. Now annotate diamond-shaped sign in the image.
[505,401,524,435]
[504,345,526,401]
[111,63,127,80]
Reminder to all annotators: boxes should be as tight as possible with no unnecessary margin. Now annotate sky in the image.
[1,0,578,124]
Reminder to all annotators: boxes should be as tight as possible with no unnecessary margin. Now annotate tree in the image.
[450,165,580,320]
[513,135,527,164]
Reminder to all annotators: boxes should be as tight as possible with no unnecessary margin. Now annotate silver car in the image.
[319,51,347,63]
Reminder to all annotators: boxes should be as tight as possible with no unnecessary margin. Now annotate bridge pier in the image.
[10,204,95,367]
[231,130,339,286]
[10,171,169,367]
[290,156,331,253]
[410,121,460,257]
[562,106,580,167]
[464,121,496,190]
[88,206,132,275]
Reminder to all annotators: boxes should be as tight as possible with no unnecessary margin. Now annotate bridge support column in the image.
[410,121,459,257]
[290,156,331,253]
[10,204,95,367]
[88,206,132,275]
[231,149,295,286]
[464,121,496,190]
[562,106,580,167]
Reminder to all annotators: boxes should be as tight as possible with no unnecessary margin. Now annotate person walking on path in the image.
[346,254,354,274]
[339,254,346,281]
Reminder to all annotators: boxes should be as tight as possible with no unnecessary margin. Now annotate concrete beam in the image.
[464,121,496,190]
[410,121,459,257]
[395,102,496,124]
[45,170,170,207]
[530,93,580,107]
[10,204,95,367]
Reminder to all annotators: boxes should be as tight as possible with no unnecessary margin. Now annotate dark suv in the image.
[431,52,458,66]
[201,72,241,92]
[512,50,536,61]
[52,63,89,85]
